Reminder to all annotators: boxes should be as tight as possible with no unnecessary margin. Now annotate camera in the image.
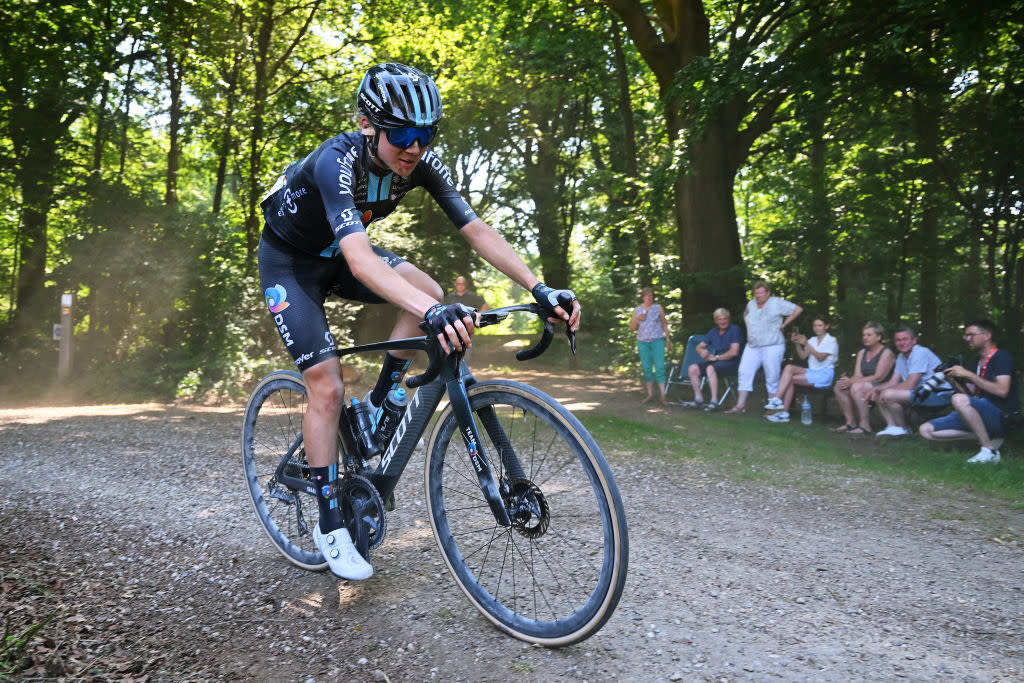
[911,356,961,402]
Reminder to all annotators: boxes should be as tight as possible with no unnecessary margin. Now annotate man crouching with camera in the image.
[919,319,1021,464]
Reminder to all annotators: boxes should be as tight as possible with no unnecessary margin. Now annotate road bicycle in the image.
[241,303,628,647]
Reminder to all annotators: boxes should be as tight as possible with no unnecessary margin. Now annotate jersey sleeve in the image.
[417,151,478,228]
[312,140,367,241]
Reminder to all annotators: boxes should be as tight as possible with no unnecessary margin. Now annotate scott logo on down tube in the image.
[380,389,421,472]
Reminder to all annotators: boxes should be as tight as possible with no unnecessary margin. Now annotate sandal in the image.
[724,406,746,415]
[848,425,871,435]
[832,424,856,433]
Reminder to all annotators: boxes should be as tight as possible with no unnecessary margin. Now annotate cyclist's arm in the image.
[460,218,540,292]
[339,232,441,317]
[460,218,580,330]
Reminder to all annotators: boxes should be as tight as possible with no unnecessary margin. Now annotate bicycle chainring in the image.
[338,474,387,558]
[505,478,550,539]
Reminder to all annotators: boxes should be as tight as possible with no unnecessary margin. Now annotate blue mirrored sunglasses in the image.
[383,125,437,149]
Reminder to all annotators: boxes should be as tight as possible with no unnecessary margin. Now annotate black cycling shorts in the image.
[258,228,405,371]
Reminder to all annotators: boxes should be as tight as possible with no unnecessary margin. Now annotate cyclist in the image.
[258,63,580,580]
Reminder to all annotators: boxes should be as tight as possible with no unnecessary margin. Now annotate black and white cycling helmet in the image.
[357,63,443,128]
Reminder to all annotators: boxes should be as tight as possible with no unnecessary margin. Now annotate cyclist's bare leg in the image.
[388,262,446,360]
[301,359,345,468]
[367,261,448,407]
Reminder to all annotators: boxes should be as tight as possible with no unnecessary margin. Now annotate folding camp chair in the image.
[665,334,736,407]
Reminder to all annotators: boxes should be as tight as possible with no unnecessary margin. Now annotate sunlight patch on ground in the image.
[0,403,166,424]
[282,591,325,615]
[0,402,239,425]
[561,401,600,412]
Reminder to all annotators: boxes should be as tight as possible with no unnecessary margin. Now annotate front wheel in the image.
[241,370,326,571]
[425,380,628,647]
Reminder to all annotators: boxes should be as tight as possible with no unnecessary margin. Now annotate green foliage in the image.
[0,0,1020,401]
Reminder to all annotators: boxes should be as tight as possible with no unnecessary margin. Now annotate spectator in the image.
[444,275,490,312]
[629,286,671,404]
[764,315,839,423]
[725,280,803,414]
[919,319,1020,463]
[868,326,952,437]
[832,321,896,435]
[683,308,743,411]
[444,276,490,369]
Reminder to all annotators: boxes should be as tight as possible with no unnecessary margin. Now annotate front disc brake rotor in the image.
[506,478,550,539]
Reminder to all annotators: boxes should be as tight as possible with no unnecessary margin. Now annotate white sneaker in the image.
[764,397,785,410]
[313,525,374,580]
[875,425,910,437]
[967,447,1001,464]
[766,411,790,423]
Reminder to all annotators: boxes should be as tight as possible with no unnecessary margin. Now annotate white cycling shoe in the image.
[313,524,374,580]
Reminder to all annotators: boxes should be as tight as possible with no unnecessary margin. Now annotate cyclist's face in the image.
[361,117,427,177]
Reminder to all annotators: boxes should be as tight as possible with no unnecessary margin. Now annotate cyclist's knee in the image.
[303,361,345,406]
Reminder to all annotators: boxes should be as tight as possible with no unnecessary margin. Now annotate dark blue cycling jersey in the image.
[261,132,477,257]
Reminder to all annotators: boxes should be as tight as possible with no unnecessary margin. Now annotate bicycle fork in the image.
[446,376,512,528]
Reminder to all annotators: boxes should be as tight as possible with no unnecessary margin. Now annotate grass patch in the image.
[580,413,1024,508]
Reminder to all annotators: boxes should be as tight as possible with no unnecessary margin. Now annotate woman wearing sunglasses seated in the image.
[258,63,580,581]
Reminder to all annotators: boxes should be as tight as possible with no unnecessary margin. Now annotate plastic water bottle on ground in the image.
[800,395,812,425]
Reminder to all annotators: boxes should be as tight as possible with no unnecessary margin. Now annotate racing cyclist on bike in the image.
[258,62,580,580]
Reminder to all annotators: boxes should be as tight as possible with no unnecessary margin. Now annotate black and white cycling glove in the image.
[531,283,577,320]
[424,303,476,350]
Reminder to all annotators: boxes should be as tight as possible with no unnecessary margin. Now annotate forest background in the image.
[0,0,1021,401]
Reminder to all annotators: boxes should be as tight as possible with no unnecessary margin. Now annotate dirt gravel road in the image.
[1,369,1022,681]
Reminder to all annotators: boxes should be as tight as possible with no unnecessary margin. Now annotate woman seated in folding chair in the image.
[683,308,743,411]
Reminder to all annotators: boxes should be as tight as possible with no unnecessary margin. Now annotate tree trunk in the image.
[606,20,648,294]
[213,57,241,215]
[806,104,831,313]
[116,39,139,179]
[673,118,745,317]
[913,93,940,344]
[165,49,183,208]
[245,0,275,261]
[604,0,746,318]
[10,136,59,337]
[524,137,570,289]
[91,78,110,177]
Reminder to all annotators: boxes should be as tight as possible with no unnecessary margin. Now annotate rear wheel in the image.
[425,380,628,647]
[241,371,326,570]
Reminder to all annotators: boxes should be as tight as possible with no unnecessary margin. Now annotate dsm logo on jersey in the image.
[265,284,290,313]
